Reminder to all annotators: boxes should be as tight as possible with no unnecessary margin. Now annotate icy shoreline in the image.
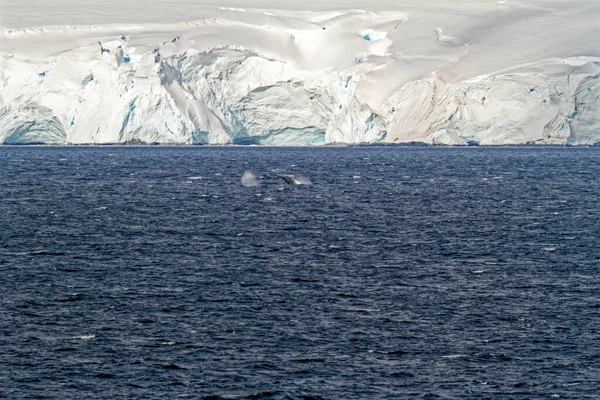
[2,143,599,148]
[1,3,599,146]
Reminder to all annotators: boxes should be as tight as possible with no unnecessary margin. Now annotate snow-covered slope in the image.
[1,1,599,145]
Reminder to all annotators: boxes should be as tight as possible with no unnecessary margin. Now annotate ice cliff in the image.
[1,3,599,145]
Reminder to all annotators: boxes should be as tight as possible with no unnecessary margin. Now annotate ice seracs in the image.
[0,1,599,145]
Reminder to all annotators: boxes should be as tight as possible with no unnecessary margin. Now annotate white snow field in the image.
[0,0,599,145]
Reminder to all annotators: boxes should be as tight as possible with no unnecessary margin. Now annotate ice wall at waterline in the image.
[1,4,599,145]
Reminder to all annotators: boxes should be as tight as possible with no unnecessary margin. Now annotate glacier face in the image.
[0,4,599,145]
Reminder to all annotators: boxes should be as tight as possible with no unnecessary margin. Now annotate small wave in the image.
[29,250,66,256]
[95,373,115,379]
[391,371,414,377]
[371,349,409,355]
[294,358,326,363]
[246,391,282,399]
[55,293,85,302]
[164,363,187,370]
[75,335,95,340]
[292,277,320,283]
[387,350,409,355]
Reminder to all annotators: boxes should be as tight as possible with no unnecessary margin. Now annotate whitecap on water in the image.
[75,335,95,340]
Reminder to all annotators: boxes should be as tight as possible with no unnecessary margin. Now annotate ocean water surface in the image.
[1,146,599,399]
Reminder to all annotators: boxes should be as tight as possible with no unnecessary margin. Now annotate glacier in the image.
[0,1,599,145]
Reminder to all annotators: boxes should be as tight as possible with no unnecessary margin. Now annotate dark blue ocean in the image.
[1,147,599,399]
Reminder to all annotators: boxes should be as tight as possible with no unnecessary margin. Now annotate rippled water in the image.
[1,147,599,399]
